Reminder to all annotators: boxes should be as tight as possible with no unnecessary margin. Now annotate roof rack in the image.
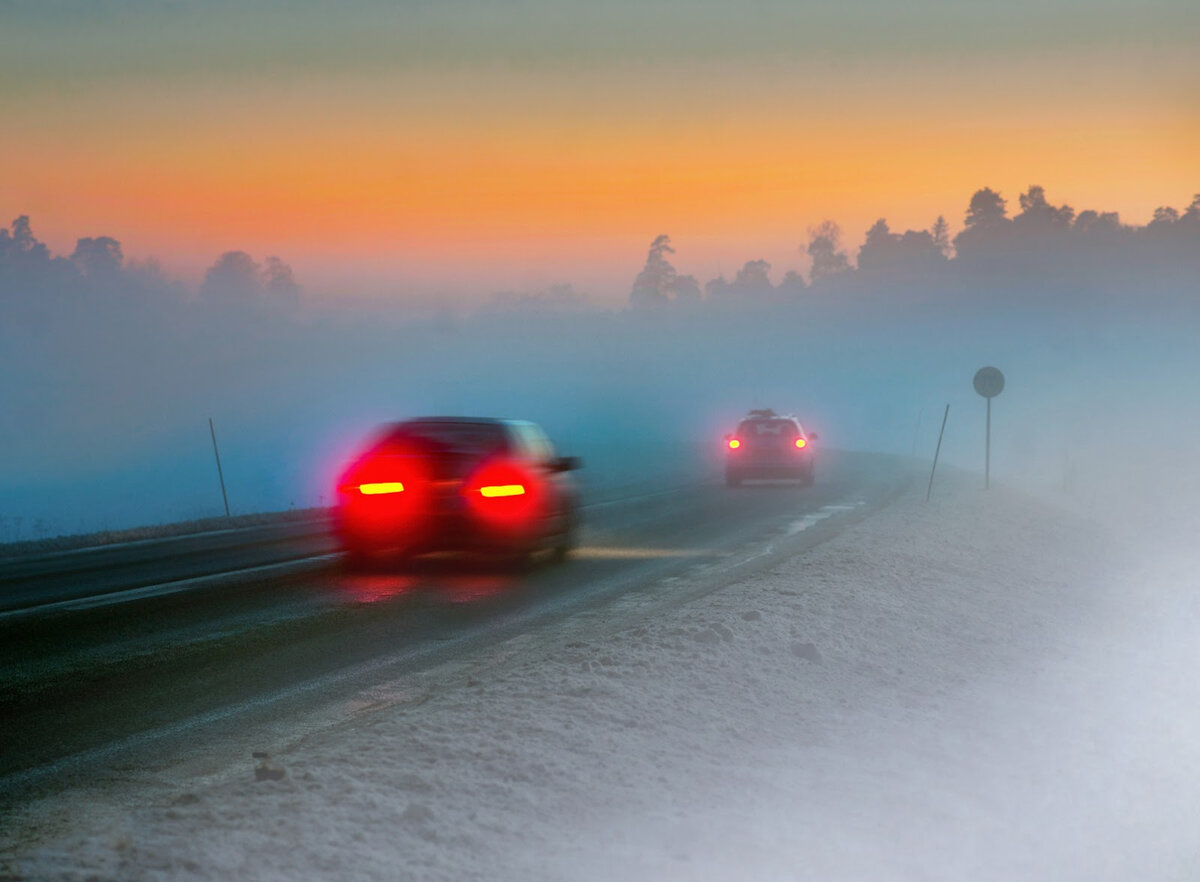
[745,408,778,418]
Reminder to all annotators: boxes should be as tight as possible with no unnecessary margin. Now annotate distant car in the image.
[335,417,582,564]
[723,409,816,487]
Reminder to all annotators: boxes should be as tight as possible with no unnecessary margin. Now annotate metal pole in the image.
[985,397,991,490]
[926,403,949,503]
[209,417,231,518]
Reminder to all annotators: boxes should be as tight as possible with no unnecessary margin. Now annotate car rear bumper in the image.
[334,503,546,555]
[726,458,813,479]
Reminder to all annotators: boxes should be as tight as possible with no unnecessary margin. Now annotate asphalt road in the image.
[0,450,910,796]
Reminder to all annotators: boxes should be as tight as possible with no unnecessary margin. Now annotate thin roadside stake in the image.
[926,403,949,502]
[209,417,231,518]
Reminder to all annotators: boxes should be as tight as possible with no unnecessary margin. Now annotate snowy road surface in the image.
[0,450,899,782]
[2,468,1199,880]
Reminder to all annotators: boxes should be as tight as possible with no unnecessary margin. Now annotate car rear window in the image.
[737,419,799,438]
[378,421,509,458]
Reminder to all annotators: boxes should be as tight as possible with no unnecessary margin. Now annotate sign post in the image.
[972,367,1005,489]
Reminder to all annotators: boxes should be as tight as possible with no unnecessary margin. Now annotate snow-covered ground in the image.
[4,470,1199,881]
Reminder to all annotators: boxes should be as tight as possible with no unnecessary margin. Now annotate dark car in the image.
[723,409,816,487]
[335,417,582,564]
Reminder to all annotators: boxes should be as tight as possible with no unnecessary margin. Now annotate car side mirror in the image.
[549,456,582,472]
[807,432,818,441]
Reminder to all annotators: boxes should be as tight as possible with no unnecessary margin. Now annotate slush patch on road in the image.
[786,502,864,536]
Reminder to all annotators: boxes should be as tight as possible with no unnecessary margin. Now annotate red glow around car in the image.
[337,449,429,528]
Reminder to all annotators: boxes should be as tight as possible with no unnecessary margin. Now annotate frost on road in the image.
[4,473,1198,881]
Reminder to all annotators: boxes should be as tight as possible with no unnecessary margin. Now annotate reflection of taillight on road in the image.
[794,438,807,449]
[466,462,539,525]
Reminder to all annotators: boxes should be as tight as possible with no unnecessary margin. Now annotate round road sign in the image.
[973,366,1005,399]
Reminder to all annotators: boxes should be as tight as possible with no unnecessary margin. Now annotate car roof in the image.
[391,416,536,428]
[403,416,503,424]
[379,417,547,438]
[740,410,802,423]
[737,411,809,433]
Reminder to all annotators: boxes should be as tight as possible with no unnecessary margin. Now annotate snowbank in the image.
[4,472,1199,881]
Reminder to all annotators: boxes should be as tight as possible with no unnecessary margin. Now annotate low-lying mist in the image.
[3,192,1200,882]
[2,187,1198,539]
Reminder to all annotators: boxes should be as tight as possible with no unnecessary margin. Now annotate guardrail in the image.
[0,518,334,614]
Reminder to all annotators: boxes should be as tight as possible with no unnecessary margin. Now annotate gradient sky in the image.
[2,0,1196,300]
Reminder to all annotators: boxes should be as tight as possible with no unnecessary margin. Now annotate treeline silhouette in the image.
[629,185,1200,313]
[3,186,1198,534]
[2,183,1197,328]
[0,217,299,331]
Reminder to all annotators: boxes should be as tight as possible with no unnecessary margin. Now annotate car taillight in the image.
[728,439,741,449]
[479,484,526,498]
[466,461,540,524]
[336,452,426,531]
[338,449,427,505]
[358,482,405,495]
[794,438,807,449]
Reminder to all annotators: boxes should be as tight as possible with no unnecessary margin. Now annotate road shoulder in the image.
[6,473,1195,881]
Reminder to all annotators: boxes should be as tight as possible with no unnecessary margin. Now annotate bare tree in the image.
[964,188,1007,229]
[630,235,678,309]
[806,221,850,282]
[71,236,124,278]
[201,251,262,305]
[931,216,951,258]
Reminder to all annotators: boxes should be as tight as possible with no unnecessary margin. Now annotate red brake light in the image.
[728,439,741,449]
[338,447,426,502]
[794,438,807,449]
[479,484,526,498]
[338,454,423,531]
[466,461,540,525]
[358,481,405,495]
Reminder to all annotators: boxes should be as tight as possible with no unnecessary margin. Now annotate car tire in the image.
[551,520,578,564]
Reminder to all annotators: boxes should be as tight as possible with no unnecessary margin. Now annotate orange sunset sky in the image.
[2,0,1196,301]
